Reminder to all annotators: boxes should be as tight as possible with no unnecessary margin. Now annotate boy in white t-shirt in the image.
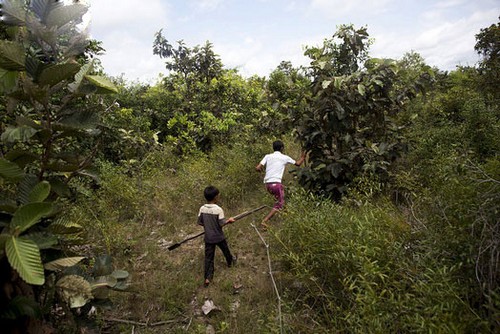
[255,140,306,229]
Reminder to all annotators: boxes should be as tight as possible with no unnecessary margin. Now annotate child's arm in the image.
[226,217,235,224]
[294,151,307,166]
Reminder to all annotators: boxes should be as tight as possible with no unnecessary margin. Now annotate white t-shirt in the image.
[260,151,296,183]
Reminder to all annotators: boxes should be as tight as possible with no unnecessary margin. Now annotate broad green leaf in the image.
[17,174,39,205]
[45,257,85,271]
[38,63,81,87]
[111,270,129,280]
[46,3,88,28]
[0,0,27,26]
[68,62,92,93]
[357,84,366,96]
[58,110,100,129]
[1,126,38,143]
[90,275,117,289]
[84,75,118,94]
[47,178,71,198]
[0,158,25,181]
[0,40,25,71]
[30,0,64,23]
[56,275,92,308]
[49,216,83,234]
[4,150,38,168]
[11,202,53,235]
[6,236,45,285]
[0,199,17,214]
[113,280,130,291]
[28,181,51,203]
[92,255,113,276]
[0,68,19,92]
[329,163,343,178]
[25,56,44,81]
[28,232,58,250]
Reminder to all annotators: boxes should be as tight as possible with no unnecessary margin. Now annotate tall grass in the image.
[274,189,483,333]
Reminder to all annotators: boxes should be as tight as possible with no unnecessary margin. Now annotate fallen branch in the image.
[251,223,284,334]
[103,317,188,327]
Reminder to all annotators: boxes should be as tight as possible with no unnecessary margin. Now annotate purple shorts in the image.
[265,183,285,210]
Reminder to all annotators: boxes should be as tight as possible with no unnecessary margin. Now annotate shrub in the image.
[274,189,482,332]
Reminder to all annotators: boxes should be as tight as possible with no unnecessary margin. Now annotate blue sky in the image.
[87,0,499,83]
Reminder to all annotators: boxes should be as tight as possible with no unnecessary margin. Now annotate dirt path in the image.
[101,207,284,333]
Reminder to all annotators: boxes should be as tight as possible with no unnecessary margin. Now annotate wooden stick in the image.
[103,317,187,327]
[251,223,284,334]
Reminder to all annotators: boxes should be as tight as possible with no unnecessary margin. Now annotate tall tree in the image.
[295,25,433,199]
[474,18,500,101]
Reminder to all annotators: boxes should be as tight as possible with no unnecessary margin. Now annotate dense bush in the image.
[274,190,485,332]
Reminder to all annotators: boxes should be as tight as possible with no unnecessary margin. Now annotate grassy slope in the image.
[95,142,303,333]
[104,210,282,333]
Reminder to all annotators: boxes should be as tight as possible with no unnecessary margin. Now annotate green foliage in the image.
[390,39,500,330]
[153,30,223,85]
[304,24,371,77]
[150,33,270,154]
[263,61,311,135]
[475,17,500,101]
[295,26,434,199]
[275,190,482,332]
[0,1,123,330]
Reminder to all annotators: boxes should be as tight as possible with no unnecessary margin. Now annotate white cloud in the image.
[87,0,169,81]
[83,0,499,81]
[89,0,168,30]
[415,8,498,69]
[371,7,498,70]
[310,0,393,17]
[190,0,225,11]
[433,0,467,10]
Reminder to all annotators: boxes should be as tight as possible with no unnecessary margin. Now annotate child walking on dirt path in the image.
[256,140,306,229]
[197,186,237,287]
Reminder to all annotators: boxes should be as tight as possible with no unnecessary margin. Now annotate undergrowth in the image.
[65,136,497,333]
[274,188,484,333]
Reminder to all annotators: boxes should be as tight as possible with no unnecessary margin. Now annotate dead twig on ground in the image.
[251,223,284,334]
[103,316,188,327]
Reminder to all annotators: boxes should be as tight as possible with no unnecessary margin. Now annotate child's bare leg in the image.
[262,208,278,223]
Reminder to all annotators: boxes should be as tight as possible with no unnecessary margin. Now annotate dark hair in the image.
[204,185,220,201]
[273,140,284,152]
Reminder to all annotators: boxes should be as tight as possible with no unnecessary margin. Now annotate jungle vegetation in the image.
[0,1,498,333]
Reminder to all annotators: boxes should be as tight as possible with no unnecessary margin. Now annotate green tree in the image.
[263,61,311,135]
[295,25,433,199]
[0,0,120,331]
[475,17,500,101]
[152,32,266,153]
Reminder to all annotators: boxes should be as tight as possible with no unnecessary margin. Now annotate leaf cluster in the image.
[295,26,434,199]
[0,0,124,330]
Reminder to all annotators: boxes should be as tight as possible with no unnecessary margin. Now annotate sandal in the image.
[260,221,270,231]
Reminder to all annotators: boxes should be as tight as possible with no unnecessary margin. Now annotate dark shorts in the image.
[265,182,285,210]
